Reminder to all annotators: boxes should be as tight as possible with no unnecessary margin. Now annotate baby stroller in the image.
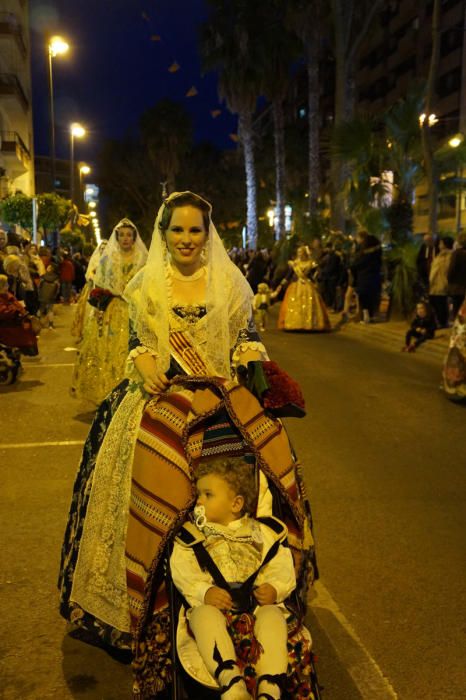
[166,516,322,700]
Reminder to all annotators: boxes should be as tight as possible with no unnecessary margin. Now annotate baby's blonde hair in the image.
[196,457,257,515]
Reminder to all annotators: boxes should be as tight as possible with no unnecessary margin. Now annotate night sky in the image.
[30,0,238,167]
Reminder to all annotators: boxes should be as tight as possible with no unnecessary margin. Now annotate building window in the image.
[437,67,461,99]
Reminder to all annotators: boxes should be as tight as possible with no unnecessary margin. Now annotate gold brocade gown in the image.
[278,260,331,332]
[70,264,138,404]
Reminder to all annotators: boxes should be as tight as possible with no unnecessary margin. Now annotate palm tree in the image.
[422,0,441,236]
[384,89,425,244]
[329,0,385,230]
[286,0,327,218]
[260,2,299,241]
[201,1,263,249]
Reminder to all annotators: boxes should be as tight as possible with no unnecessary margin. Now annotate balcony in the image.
[0,73,29,111]
[0,13,27,56]
[0,131,31,177]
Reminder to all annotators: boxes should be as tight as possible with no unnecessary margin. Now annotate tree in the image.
[201,0,263,249]
[422,0,441,237]
[329,0,385,230]
[286,0,327,218]
[259,1,298,241]
[0,192,70,235]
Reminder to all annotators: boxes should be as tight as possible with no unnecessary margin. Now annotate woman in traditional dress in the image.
[276,245,331,332]
[442,296,466,402]
[59,193,317,698]
[70,220,147,404]
[70,240,108,340]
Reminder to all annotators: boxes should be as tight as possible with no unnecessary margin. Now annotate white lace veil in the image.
[124,192,253,378]
[85,240,108,282]
[93,218,148,295]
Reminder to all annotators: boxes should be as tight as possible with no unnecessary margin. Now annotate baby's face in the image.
[196,474,239,526]
[417,304,427,318]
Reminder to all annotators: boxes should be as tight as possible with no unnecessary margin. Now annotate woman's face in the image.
[117,227,135,251]
[165,205,208,271]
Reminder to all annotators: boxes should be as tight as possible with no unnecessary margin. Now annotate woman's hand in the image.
[254,583,277,605]
[204,586,233,610]
[133,353,169,394]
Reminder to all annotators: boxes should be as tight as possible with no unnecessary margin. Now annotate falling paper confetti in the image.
[229,133,239,143]
[150,35,161,42]
[168,61,180,73]
[186,86,198,97]
[210,109,221,118]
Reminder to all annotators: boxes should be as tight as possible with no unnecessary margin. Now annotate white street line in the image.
[0,440,85,449]
[22,363,74,368]
[309,580,398,699]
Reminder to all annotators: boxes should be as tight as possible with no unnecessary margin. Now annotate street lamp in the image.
[69,123,86,203]
[48,36,69,191]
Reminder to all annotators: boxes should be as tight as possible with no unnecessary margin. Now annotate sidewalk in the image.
[328,312,450,361]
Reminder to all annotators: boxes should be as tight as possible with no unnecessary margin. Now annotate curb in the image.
[329,315,449,360]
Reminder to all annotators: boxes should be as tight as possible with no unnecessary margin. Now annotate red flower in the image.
[262,360,305,412]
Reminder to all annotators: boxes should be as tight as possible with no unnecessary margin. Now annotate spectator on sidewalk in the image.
[447,233,466,317]
[429,236,454,328]
[402,301,436,353]
[38,264,60,329]
[352,231,382,324]
[0,228,9,273]
[0,274,39,356]
[72,253,87,294]
[416,234,438,294]
[59,252,75,304]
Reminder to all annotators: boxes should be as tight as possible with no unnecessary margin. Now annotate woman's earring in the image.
[200,246,207,265]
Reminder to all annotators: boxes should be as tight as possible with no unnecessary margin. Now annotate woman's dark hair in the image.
[441,236,454,250]
[158,193,211,234]
[115,223,137,241]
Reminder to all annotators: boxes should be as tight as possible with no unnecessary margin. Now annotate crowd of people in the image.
[1,194,465,697]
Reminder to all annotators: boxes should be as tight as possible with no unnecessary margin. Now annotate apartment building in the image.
[357,0,466,233]
[0,0,34,197]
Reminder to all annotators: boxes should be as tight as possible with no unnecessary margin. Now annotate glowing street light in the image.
[88,201,96,209]
[89,211,97,218]
[70,123,86,203]
[419,113,438,127]
[47,35,70,191]
[448,134,464,149]
[79,164,91,175]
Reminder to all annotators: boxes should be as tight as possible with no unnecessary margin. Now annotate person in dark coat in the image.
[352,231,382,323]
[416,234,438,293]
[246,251,269,293]
[319,243,343,310]
[447,233,466,317]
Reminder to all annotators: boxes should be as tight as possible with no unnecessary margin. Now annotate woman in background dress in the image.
[70,219,147,403]
[276,245,330,331]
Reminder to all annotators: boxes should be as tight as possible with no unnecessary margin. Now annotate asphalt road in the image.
[1,306,465,699]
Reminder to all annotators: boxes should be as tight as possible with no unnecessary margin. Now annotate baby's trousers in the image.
[189,603,288,679]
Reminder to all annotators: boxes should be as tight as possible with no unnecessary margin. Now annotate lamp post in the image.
[449,134,465,234]
[69,123,86,203]
[47,36,69,191]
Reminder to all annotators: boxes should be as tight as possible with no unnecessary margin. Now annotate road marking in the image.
[22,363,74,368]
[309,580,398,699]
[0,440,85,449]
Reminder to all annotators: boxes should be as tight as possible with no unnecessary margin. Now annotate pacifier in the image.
[194,504,207,529]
